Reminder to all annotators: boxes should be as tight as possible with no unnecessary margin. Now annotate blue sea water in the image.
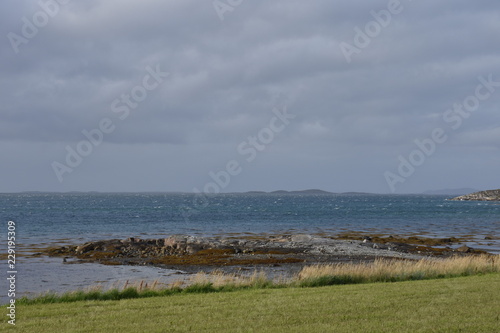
[1,192,499,250]
[0,192,499,300]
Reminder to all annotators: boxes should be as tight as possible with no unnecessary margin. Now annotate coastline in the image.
[5,230,498,303]
[39,232,496,282]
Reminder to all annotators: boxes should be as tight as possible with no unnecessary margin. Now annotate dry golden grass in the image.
[175,255,500,289]
[297,254,500,283]
[189,270,279,288]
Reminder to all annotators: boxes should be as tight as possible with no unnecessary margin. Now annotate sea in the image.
[1,192,499,302]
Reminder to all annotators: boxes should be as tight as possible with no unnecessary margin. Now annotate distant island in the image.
[451,189,500,201]
[243,189,379,195]
[246,189,334,194]
[422,188,478,196]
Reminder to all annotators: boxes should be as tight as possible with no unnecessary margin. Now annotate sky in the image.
[1,0,499,194]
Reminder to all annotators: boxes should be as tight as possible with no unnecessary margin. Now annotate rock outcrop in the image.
[450,189,500,201]
[42,233,487,270]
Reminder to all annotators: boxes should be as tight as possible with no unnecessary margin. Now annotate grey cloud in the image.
[1,0,500,193]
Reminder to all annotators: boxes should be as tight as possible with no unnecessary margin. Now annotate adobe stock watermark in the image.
[7,0,71,54]
[51,65,169,182]
[180,106,296,221]
[213,0,244,21]
[385,74,500,192]
[339,0,411,64]
[6,221,17,326]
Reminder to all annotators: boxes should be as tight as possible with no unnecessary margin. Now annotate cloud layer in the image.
[1,0,499,193]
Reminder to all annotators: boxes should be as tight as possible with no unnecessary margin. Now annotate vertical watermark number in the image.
[6,221,16,326]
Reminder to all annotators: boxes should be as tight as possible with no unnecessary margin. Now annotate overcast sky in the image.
[1,0,499,194]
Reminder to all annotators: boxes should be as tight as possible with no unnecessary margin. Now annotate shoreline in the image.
[5,231,496,302]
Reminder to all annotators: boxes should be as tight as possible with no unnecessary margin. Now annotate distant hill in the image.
[450,189,500,201]
[244,189,335,194]
[244,189,383,195]
[422,188,478,196]
[269,189,335,194]
[246,189,383,195]
[340,192,377,195]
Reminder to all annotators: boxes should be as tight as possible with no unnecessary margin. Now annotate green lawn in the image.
[11,273,500,332]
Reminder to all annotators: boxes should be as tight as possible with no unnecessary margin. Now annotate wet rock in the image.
[186,244,203,254]
[220,239,238,246]
[164,235,188,252]
[456,245,472,253]
[291,234,312,243]
[274,237,289,243]
[439,238,453,243]
[76,242,97,254]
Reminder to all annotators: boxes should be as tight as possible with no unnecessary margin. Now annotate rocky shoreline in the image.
[451,189,500,201]
[42,233,488,275]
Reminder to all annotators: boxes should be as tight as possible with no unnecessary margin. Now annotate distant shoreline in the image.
[0,189,473,195]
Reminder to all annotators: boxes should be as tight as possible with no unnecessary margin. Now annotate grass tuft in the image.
[183,283,217,294]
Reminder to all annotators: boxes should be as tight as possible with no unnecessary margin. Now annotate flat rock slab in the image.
[44,233,465,272]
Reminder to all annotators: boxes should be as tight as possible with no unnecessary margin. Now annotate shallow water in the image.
[1,256,184,304]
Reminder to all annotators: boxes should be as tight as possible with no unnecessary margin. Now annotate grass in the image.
[11,273,500,332]
[297,254,500,285]
[17,255,500,305]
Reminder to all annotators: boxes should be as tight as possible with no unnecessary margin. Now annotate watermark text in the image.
[6,221,17,326]
[385,74,500,192]
[51,65,169,182]
[213,0,244,21]
[7,0,71,54]
[181,106,295,220]
[340,0,411,63]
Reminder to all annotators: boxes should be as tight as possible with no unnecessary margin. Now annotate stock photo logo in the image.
[213,0,244,21]
[7,0,70,54]
[339,0,410,64]
[181,105,296,221]
[385,74,500,192]
[51,65,169,183]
